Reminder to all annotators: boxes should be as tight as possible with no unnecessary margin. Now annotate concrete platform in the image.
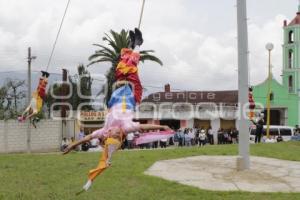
[145,156,300,192]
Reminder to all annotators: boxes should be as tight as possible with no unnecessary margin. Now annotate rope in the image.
[138,0,146,29]
[46,0,71,71]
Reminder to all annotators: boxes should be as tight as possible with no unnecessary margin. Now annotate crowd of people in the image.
[172,127,239,147]
[62,122,300,151]
[61,126,241,152]
[122,127,240,149]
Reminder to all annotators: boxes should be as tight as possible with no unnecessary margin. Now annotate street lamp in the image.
[265,43,274,139]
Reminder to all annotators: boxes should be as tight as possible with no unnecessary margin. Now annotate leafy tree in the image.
[6,79,26,113]
[3,79,26,118]
[0,86,8,119]
[45,65,93,118]
[69,64,93,110]
[88,29,163,105]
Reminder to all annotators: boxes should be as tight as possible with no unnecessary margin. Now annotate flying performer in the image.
[63,28,174,192]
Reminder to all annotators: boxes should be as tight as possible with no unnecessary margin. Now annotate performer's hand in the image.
[62,144,74,155]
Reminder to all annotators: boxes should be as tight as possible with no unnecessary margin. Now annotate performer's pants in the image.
[88,138,121,181]
[255,133,262,143]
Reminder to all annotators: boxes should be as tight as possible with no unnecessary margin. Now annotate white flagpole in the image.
[236,0,250,170]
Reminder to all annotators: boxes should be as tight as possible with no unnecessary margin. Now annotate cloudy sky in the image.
[0,0,299,96]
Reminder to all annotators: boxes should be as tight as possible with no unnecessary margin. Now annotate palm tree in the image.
[88,29,163,105]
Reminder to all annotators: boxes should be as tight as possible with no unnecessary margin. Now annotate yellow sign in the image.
[80,111,106,121]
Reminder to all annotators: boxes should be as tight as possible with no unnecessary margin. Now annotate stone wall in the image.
[0,120,64,153]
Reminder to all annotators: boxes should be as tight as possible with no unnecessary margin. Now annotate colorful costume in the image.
[37,74,48,100]
[135,130,174,145]
[248,87,255,120]
[116,48,142,103]
[86,86,140,184]
[81,28,174,191]
[19,71,49,126]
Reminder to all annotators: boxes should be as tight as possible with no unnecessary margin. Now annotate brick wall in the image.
[0,120,63,153]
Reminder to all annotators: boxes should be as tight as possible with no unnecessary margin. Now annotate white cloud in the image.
[248,14,287,85]
[0,0,294,95]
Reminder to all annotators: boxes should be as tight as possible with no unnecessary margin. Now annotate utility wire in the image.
[138,0,146,29]
[46,0,71,71]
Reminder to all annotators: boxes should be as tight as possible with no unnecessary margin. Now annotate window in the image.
[289,30,294,43]
[288,50,293,68]
[288,75,294,93]
[262,128,279,136]
[270,92,274,101]
[279,129,292,136]
[269,128,279,136]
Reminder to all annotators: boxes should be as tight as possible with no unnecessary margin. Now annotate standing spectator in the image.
[194,129,200,145]
[227,128,233,144]
[160,138,167,148]
[199,129,206,147]
[184,131,191,146]
[217,128,223,144]
[295,125,300,135]
[183,128,189,145]
[178,129,184,147]
[126,132,135,149]
[173,130,180,147]
[78,128,85,151]
[223,130,229,144]
[252,113,264,143]
[188,128,195,146]
[168,127,174,146]
[207,126,214,145]
[231,128,238,144]
[152,141,158,148]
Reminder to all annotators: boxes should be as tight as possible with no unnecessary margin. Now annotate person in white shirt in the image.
[207,126,214,145]
[264,136,276,143]
[188,129,195,145]
[199,130,206,147]
[78,128,85,151]
[160,138,167,148]
[126,132,135,149]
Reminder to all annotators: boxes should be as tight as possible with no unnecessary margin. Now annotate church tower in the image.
[253,2,300,126]
[282,2,300,94]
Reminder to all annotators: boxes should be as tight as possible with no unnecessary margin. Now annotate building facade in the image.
[138,4,300,129]
[253,5,300,127]
[138,84,239,133]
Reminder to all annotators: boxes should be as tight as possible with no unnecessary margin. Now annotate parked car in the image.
[249,125,295,143]
[291,135,300,141]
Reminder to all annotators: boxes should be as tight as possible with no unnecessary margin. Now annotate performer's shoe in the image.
[134,28,143,47]
[31,118,37,128]
[129,30,135,49]
[83,180,92,191]
[106,160,112,167]
[32,121,37,128]
[41,71,50,78]
[34,117,40,123]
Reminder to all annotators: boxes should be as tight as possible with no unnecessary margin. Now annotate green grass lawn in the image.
[0,142,300,200]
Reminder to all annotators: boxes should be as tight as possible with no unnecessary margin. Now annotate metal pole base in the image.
[237,156,250,171]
